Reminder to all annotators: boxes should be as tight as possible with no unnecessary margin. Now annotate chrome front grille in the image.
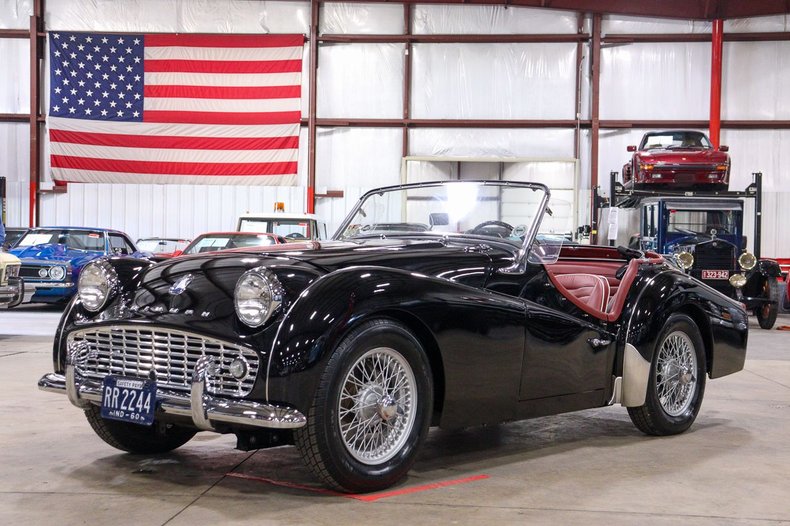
[68,326,259,397]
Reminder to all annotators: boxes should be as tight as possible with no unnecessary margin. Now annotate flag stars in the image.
[110,82,117,90]
[69,107,76,114]
[93,99,101,106]
[118,92,125,99]
[62,78,69,85]
[102,73,109,80]
[133,56,141,64]
[54,87,61,94]
[78,62,85,69]
[86,72,93,79]
[54,50,61,57]
[101,37,108,44]
[117,110,124,117]
[53,33,60,39]
[109,46,116,53]
[77,98,85,105]
[117,37,124,44]
[133,93,141,100]
[69,88,77,95]
[125,47,132,54]
[101,109,108,116]
[94,81,101,88]
[125,101,132,109]
[126,83,133,91]
[61,42,68,49]
[77,44,84,51]
[110,65,117,72]
[70,70,77,77]
[69,52,76,59]
[62,96,69,103]
[86,53,93,61]
[126,65,133,73]
[118,74,125,81]
[132,110,139,117]
[52,105,60,112]
[69,35,76,41]
[93,45,100,53]
[133,38,140,45]
[118,56,125,63]
[85,108,92,115]
[78,80,85,87]
[62,61,69,68]
[133,74,141,82]
[86,89,93,96]
[55,68,62,76]
[109,101,117,108]
[86,36,92,43]
[94,63,101,70]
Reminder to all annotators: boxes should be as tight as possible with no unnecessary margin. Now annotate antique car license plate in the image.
[100,376,156,426]
[702,269,730,280]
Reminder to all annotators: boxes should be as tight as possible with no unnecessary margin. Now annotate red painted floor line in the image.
[226,472,490,502]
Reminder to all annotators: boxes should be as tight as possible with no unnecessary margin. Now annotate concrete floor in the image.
[1,306,790,526]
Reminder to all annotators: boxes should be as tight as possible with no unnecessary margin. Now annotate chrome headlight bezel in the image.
[78,259,118,312]
[738,251,757,271]
[48,265,68,281]
[729,273,747,289]
[234,267,284,328]
[675,251,694,270]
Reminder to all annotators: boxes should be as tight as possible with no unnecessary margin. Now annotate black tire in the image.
[85,405,196,454]
[628,314,707,436]
[294,318,433,493]
[756,277,779,330]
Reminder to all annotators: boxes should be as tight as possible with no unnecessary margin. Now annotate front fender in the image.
[265,265,526,420]
[756,259,781,278]
[622,269,748,405]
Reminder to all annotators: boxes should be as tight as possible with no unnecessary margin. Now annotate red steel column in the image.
[306,0,318,214]
[590,13,601,243]
[709,19,723,148]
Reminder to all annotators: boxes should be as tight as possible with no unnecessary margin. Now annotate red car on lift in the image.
[622,130,730,191]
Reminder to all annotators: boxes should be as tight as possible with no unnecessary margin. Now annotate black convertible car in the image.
[38,180,748,492]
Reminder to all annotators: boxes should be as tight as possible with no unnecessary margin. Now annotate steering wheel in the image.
[467,220,515,238]
[285,232,306,239]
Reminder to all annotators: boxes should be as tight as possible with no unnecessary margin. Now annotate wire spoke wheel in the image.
[337,347,417,465]
[655,331,698,417]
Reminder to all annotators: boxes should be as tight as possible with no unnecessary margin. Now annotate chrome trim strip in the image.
[37,370,306,430]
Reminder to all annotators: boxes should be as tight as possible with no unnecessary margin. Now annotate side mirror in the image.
[719,145,729,152]
[627,145,637,152]
[429,213,449,227]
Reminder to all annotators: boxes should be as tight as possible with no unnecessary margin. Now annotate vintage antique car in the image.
[38,181,748,493]
[0,250,23,307]
[622,130,730,190]
[634,197,781,329]
[10,227,139,305]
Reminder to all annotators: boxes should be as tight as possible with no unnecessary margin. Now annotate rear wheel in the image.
[756,276,779,330]
[628,314,707,436]
[294,319,433,493]
[85,406,196,454]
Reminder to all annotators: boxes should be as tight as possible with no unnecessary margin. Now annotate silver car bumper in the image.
[37,355,306,430]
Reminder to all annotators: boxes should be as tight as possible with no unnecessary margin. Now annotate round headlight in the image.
[78,260,116,312]
[729,273,747,288]
[676,251,694,270]
[738,251,757,271]
[234,268,284,327]
[229,357,249,379]
[48,266,67,281]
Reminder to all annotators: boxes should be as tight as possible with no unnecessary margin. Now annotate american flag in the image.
[47,32,304,185]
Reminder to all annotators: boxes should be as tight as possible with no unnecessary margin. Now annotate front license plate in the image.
[702,269,730,280]
[100,376,157,426]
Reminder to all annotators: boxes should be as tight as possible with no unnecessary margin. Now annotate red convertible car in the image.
[622,130,730,191]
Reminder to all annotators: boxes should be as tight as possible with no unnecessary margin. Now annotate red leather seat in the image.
[555,274,610,313]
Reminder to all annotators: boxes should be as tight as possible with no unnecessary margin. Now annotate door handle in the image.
[588,337,612,349]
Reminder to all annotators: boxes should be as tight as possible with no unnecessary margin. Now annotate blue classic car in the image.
[10,227,138,305]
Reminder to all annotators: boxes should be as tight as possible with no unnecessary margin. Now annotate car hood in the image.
[637,149,728,164]
[10,243,103,266]
[155,237,504,283]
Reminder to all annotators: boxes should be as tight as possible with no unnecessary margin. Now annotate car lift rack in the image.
[596,171,763,259]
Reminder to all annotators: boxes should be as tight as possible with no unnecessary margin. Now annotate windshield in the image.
[137,239,190,253]
[336,182,549,248]
[17,229,105,251]
[667,209,738,236]
[640,131,711,150]
[238,218,314,241]
[183,234,276,254]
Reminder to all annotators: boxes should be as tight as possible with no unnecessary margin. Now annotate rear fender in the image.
[265,265,526,419]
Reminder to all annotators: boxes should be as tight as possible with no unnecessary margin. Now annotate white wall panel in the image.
[409,128,575,159]
[46,0,309,33]
[0,39,30,113]
[720,129,790,193]
[320,3,404,35]
[722,42,790,120]
[317,43,404,118]
[600,42,710,120]
[413,5,578,34]
[412,43,577,119]
[0,0,33,29]
[602,15,711,34]
[0,123,29,227]
[725,15,790,32]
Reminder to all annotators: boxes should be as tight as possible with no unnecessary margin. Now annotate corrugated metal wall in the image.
[1,1,789,256]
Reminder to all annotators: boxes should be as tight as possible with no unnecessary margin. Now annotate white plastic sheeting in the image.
[412,43,577,119]
[317,43,404,118]
[46,0,310,33]
[0,39,29,114]
[39,183,307,242]
[725,15,790,33]
[602,15,711,35]
[409,128,575,159]
[413,5,578,34]
[0,0,32,29]
[320,3,404,35]
[0,123,29,227]
[723,42,790,120]
[600,42,711,120]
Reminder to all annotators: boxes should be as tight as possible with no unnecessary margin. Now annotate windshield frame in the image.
[333,180,551,273]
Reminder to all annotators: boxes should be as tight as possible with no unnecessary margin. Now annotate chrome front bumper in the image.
[37,355,306,430]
